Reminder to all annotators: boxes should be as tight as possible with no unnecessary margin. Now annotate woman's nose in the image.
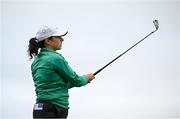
[60,38,64,42]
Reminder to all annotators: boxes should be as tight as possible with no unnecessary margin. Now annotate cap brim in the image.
[60,31,68,37]
[53,31,68,37]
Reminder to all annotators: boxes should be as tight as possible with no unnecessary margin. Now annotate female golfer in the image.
[28,26,95,118]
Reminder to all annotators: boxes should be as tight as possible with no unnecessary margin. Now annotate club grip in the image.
[93,69,102,76]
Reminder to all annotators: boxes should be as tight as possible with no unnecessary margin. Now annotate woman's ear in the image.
[44,38,51,45]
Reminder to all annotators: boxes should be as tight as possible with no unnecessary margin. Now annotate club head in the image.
[153,20,159,30]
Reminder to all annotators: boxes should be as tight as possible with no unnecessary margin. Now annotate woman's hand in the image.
[86,73,95,82]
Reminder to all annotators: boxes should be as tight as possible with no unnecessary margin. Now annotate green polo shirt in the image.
[31,48,89,109]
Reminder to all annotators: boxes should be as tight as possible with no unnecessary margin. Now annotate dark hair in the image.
[27,37,45,59]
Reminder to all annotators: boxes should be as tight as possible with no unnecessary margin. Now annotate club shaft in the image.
[93,30,157,76]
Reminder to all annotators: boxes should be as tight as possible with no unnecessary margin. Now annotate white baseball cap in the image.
[35,26,68,42]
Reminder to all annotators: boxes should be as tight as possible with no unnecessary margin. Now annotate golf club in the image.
[93,20,159,76]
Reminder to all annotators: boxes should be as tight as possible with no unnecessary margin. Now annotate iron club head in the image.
[153,20,159,30]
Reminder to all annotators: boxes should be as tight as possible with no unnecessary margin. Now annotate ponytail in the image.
[28,38,39,59]
[28,37,45,59]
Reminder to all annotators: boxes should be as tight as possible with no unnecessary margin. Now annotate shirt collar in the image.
[41,48,56,53]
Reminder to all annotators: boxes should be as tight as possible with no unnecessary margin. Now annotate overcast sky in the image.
[1,0,180,119]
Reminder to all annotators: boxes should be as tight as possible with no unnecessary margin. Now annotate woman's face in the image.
[45,36,64,51]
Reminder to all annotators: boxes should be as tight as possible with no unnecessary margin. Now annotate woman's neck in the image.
[45,46,56,51]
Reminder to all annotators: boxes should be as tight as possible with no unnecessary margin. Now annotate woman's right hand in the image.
[86,73,95,82]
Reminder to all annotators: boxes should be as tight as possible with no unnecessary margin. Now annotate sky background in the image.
[1,0,180,119]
